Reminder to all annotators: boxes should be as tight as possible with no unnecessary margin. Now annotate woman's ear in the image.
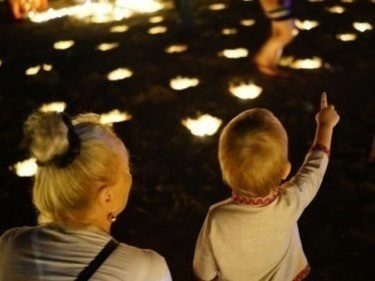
[283,161,291,180]
[97,186,113,209]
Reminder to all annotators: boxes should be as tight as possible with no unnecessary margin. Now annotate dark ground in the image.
[0,0,374,280]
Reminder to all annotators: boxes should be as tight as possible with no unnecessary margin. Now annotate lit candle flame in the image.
[43,64,53,71]
[148,26,167,34]
[39,102,67,113]
[107,68,133,81]
[208,3,227,11]
[165,44,188,54]
[96,42,119,51]
[326,6,346,14]
[222,28,238,35]
[110,24,129,33]
[12,158,38,177]
[219,48,249,59]
[353,22,372,32]
[26,65,41,76]
[53,40,75,50]
[229,82,263,100]
[279,56,323,70]
[170,76,199,91]
[99,109,132,124]
[336,33,357,41]
[182,114,222,137]
[240,19,255,27]
[149,16,164,23]
[295,19,319,30]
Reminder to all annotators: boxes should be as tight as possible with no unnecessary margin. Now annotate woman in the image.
[0,112,172,281]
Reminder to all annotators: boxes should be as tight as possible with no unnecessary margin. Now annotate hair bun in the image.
[24,112,70,164]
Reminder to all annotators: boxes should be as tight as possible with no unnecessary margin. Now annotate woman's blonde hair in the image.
[24,112,127,224]
[218,109,288,197]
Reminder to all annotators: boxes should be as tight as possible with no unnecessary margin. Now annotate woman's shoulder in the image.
[116,242,167,265]
[115,243,171,280]
[0,226,34,243]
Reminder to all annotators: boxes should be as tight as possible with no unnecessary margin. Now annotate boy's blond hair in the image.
[218,109,288,197]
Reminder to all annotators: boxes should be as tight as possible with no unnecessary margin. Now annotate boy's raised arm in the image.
[285,93,340,214]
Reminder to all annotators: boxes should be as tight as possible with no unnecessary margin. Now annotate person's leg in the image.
[255,0,297,75]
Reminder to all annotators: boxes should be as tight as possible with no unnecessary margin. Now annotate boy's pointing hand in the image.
[316,92,340,129]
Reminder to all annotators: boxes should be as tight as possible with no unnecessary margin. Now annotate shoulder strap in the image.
[74,239,119,281]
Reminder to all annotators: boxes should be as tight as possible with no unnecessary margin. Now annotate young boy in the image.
[193,93,340,281]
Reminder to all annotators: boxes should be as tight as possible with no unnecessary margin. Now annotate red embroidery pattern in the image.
[232,189,280,207]
[311,144,330,157]
[293,265,311,281]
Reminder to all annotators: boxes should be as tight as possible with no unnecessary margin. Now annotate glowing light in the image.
[99,109,132,124]
[28,1,132,23]
[222,28,238,35]
[26,65,41,76]
[183,114,222,137]
[53,40,75,50]
[27,0,163,23]
[326,6,346,14]
[96,42,119,51]
[209,3,227,11]
[295,19,319,30]
[107,68,133,81]
[341,0,354,3]
[279,56,323,69]
[116,0,163,13]
[170,76,199,91]
[43,64,53,71]
[165,44,188,53]
[336,33,357,41]
[219,48,249,59]
[148,26,167,34]
[13,158,38,177]
[149,16,164,23]
[39,102,67,113]
[308,0,324,2]
[229,82,263,100]
[240,19,255,27]
[353,22,372,32]
[110,24,129,33]
[0,59,2,67]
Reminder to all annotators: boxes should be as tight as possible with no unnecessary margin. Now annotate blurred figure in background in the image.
[8,0,48,19]
[254,0,298,76]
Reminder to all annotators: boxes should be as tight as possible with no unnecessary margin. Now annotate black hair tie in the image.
[37,113,81,168]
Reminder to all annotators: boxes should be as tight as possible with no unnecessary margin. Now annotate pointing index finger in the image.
[321,92,328,109]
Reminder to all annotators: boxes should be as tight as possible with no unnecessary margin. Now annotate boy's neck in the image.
[232,188,280,207]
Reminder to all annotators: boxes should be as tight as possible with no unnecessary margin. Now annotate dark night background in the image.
[0,0,374,280]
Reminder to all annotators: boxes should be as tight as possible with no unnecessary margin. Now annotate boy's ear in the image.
[282,161,291,180]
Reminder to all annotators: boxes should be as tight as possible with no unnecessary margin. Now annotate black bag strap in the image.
[74,239,119,281]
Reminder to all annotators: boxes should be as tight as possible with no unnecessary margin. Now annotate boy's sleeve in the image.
[283,150,329,217]
[193,215,218,281]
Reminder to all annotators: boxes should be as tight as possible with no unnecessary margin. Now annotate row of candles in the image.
[24,0,373,23]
